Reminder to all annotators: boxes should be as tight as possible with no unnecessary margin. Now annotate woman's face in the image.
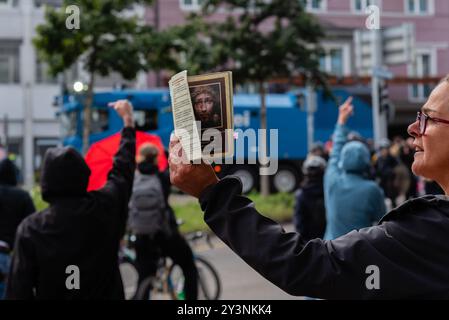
[408,81,449,183]
[194,93,214,122]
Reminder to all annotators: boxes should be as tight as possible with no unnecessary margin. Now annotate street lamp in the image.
[73,81,84,93]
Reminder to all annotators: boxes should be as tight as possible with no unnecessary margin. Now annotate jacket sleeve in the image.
[324,124,348,187]
[200,177,438,299]
[293,190,305,233]
[6,224,36,300]
[95,127,136,231]
[22,193,36,219]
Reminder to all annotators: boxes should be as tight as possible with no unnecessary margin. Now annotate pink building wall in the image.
[145,0,449,128]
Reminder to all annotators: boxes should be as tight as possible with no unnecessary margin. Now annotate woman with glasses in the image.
[169,75,449,299]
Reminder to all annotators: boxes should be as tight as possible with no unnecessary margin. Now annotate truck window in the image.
[134,109,158,131]
[91,109,109,134]
[60,111,77,137]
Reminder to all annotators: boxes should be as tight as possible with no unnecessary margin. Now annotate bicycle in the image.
[119,231,221,300]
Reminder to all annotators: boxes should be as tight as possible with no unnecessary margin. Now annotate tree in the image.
[34,0,153,154]
[184,0,328,195]
[143,15,222,78]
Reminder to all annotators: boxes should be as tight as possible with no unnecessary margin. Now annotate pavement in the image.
[120,223,303,300]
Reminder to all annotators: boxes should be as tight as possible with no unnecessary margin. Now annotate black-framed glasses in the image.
[416,111,449,135]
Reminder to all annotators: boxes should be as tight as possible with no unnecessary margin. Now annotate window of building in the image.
[352,0,380,13]
[301,0,326,12]
[60,111,78,137]
[409,49,436,101]
[90,109,109,134]
[405,0,433,15]
[134,109,158,132]
[0,54,18,83]
[0,0,14,8]
[0,42,19,83]
[319,44,350,77]
[179,0,204,11]
[0,56,14,83]
[36,59,58,84]
[34,0,63,8]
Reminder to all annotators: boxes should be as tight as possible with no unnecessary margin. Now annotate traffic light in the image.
[378,80,395,122]
[379,80,390,113]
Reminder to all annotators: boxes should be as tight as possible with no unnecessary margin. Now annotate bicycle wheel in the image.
[167,255,221,300]
[195,256,221,300]
[134,276,153,300]
[119,258,139,300]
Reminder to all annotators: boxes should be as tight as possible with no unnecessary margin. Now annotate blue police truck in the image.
[59,88,373,193]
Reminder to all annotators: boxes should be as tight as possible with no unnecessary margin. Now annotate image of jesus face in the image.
[191,85,222,129]
[194,93,215,123]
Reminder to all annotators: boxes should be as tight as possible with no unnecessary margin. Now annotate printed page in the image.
[169,70,202,162]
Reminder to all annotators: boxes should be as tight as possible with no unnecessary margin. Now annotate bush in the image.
[31,187,48,212]
[172,192,294,234]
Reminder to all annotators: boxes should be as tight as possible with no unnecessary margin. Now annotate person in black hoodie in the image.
[293,155,327,240]
[6,100,135,300]
[169,75,449,299]
[0,158,35,299]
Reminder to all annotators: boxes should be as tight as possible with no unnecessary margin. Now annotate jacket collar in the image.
[379,194,449,224]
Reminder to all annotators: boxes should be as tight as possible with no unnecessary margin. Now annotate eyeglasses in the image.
[416,111,449,135]
[195,98,213,106]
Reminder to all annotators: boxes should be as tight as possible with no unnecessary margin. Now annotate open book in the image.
[169,70,234,162]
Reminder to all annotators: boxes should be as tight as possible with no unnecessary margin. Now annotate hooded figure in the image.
[293,155,327,241]
[0,158,35,248]
[6,127,136,300]
[0,158,35,299]
[323,125,386,240]
[0,158,18,187]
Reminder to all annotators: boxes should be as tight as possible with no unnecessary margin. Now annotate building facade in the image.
[146,0,449,134]
[0,0,145,188]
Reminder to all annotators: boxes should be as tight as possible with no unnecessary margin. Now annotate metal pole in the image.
[4,114,8,152]
[154,0,161,87]
[21,0,34,189]
[306,82,316,152]
[371,28,382,148]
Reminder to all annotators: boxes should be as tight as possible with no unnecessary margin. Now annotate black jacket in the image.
[6,128,136,300]
[200,176,449,299]
[0,159,35,248]
[293,180,326,241]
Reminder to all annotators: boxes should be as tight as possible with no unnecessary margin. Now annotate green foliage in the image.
[172,192,294,233]
[31,187,48,212]
[248,192,295,221]
[33,0,154,79]
[143,15,221,75]
[209,1,324,83]
[168,0,328,88]
[31,186,294,234]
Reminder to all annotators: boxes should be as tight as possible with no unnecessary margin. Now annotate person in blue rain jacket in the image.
[323,97,386,240]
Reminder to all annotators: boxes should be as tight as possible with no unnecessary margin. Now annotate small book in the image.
[169,70,234,162]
